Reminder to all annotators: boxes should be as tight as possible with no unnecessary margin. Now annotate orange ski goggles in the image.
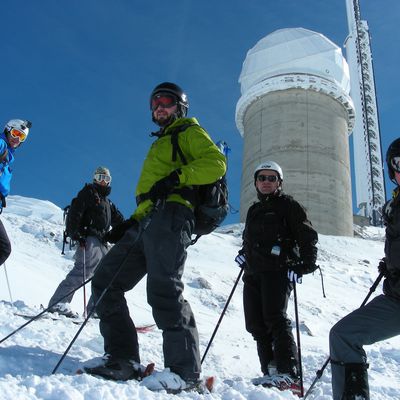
[10,128,27,143]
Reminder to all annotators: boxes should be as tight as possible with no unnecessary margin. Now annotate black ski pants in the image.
[243,270,297,374]
[0,219,11,266]
[91,202,201,381]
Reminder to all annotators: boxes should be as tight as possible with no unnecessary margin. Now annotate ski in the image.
[145,376,215,394]
[224,377,302,397]
[254,380,302,397]
[188,376,215,394]
[14,313,83,325]
[167,376,214,394]
[136,324,156,333]
[77,362,155,381]
[14,313,155,332]
[80,362,214,394]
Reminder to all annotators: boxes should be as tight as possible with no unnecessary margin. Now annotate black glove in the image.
[235,249,247,269]
[148,170,180,203]
[289,260,317,276]
[378,258,388,277]
[104,218,138,244]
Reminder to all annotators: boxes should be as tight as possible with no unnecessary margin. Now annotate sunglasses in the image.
[94,173,111,184]
[391,157,400,173]
[257,175,279,182]
[10,128,27,143]
[151,95,177,111]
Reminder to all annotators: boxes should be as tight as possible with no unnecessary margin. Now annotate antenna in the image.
[345,0,386,226]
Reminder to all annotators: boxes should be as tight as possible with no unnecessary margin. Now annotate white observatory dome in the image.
[236,27,355,136]
[239,27,351,95]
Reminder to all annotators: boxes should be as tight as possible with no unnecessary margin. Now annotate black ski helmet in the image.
[150,82,189,118]
[386,138,400,180]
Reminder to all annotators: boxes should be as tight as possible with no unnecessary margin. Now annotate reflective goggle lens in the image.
[10,128,27,142]
[151,95,177,111]
[391,157,400,173]
[257,175,279,182]
[94,173,111,184]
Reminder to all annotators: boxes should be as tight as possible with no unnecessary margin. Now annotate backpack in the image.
[169,123,229,242]
[61,203,73,255]
[61,197,78,255]
[61,184,101,254]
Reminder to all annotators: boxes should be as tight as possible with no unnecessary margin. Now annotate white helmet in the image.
[254,161,283,181]
[4,119,32,140]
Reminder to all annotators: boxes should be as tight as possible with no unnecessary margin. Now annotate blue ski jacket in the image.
[0,133,16,198]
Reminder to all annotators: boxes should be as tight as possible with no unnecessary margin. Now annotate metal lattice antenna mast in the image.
[345,0,386,225]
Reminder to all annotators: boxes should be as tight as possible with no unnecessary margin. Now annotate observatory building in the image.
[236,28,355,236]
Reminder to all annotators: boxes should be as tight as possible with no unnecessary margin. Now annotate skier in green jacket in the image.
[89,82,226,390]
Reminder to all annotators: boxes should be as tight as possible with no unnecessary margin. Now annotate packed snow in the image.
[0,195,399,399]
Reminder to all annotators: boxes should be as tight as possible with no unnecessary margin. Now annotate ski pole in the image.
[82,245,87,319]
[303,271,384,399]
[61,231,67,255]
[52,202,161,374]
[201,266,244,365]
[0,276,93,346]
[3,262,13,303]
[293,280,304,397]
[52,265,121,374]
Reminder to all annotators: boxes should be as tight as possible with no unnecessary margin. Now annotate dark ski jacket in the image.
[383,187,400,300]
[242,192,318,273]
[66,183,124,242]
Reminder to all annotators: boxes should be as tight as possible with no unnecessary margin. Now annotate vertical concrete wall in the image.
[240,88,353,236]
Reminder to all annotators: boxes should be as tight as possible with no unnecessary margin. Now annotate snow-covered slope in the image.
[0,195,398,399]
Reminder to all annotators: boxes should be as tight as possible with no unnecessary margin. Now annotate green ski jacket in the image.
[133,117,227,221]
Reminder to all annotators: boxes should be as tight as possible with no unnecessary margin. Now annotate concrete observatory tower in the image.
[236,28,355,236]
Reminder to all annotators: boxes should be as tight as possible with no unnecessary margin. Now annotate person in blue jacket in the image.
[0,119,31,265]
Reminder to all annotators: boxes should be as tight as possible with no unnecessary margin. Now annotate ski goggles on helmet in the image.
[151,94,177,111]
[94,173,111,184]
[10,128,27,143]
[256,175,279,182]
[391,156,400,173]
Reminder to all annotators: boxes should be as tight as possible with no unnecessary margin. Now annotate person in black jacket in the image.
[329,138,400,400]
[48,166,124,318]
[236,161,318,392]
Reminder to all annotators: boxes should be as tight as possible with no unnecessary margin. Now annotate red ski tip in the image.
[136,324,156,333]
[205,376,215,392]
[142,363,155,378]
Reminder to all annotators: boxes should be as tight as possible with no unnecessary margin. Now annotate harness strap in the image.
[136,187,197,207]
[170,122,196,164]
[171,131,187,164]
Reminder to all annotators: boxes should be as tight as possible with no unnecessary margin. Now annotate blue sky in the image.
[2,0,400,225]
